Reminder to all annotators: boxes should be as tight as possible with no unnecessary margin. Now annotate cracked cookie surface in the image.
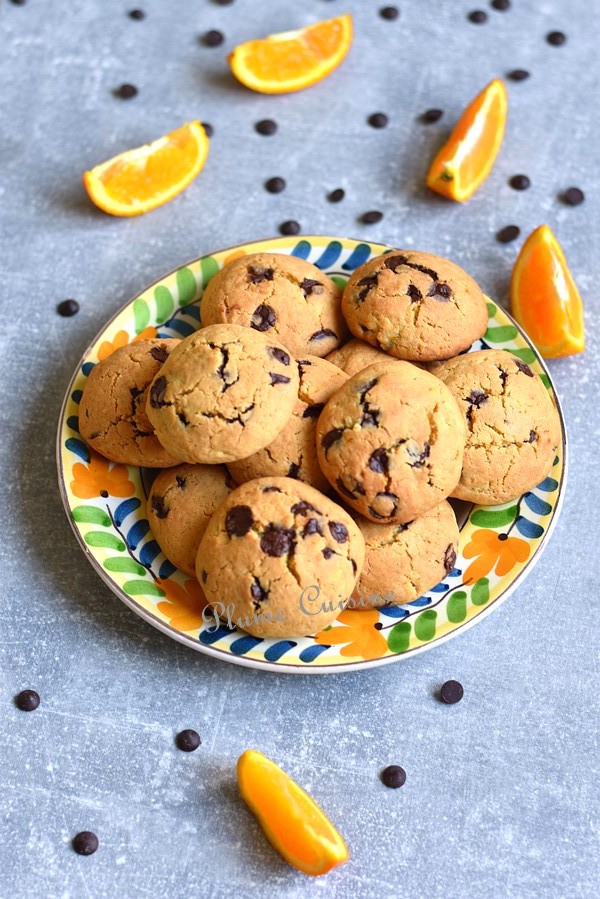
[341,250,488,361]
[145,324,299,463]
[316,360,466,524]
[326,338,398,376]
[227,355,348,492]
[147,464,233,576]
[200,252,345,357]
[353,500,459,607]
[79,339,181,467]
[434,349,561,504]
[197,477,365,638]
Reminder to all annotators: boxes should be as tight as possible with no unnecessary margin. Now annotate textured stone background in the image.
[1,1,598,897]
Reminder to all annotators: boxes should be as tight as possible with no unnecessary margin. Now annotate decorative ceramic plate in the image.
[57,236,567,674]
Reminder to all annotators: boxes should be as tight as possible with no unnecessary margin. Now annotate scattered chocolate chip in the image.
[175,729,201,752]
[114,83,138,99]
[15,690,40,711]
[322,428,344,453]
[335,477,356,499]
[360,210,384,224]
[491,0,510,9]
[72,832,99,856]
[406,284,423,303]
[360,408,380,428]
[329,521,349,543]
[201,570,207,583]
[202,29,224,47]
[356,272,379,302]
[250,304,276,331]
[379,6,399,20]
[368,448,389,474]
[255,118,277,136]
[444,544,457,573]
[468,10,488,23]
[128,9,145,20]
[267,346,290,366]
[265,176,286,194]
[368,112,389,129]
[279,220,301,236]
[149,376,168,408]
[561,187,584,206]
[177,411,189,426]
[507,68,530,81]
[440,680,464,704]
[546,31,566,46]
[381,765,406,789]
[420,108,443,124]
[407,441,430,468]
[247,264,274,284]
[515,358,533,376]
[526,430,538,443]
[57,299,79,317]
[291,501,318,516]
[225,505,253,537]
[251,578,269,608]
[300,277,323,297]
[151,494,168,519]
[496,225,520,243]
[270,372,291,386]
[303,403,325,419]
[287,462,301,478]
[309,328,337,342]
[427,281,452,300]
[202,122,214,138]
[176,476,187,489]
[468,389,489,410]
[260,525,295,557]
[322,547,335,560]
[149,345,169,364]
[327,188,345,203]
[303,518,323,537]
[509,174,530,191]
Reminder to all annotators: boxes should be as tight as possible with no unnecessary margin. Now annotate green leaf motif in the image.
[414,609,437,642]
[331,275,348,290]
[472,578,490,606]
[447,590,467,623]
[471,505,517,528]
[154,286,174,323]
[200,256,219,289]
[484,324,518,343]
[123,580,165,597]
[486,301,497,317]
[72,505,111,527]
[540,373,551,390]
[133,298,150,333]
[388,621,411,654]
[84,532,125,551]
[510,347,536,364]
[104,557,146,576]
[176,267,197,306]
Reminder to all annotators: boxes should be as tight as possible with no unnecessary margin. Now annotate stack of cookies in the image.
[79,250,560,638]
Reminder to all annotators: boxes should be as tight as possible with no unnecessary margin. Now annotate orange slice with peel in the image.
[229,15,353,94]
[426,78,507,201]
[83,122,209,217]
[510,225,585,358]
[237,749,349,877]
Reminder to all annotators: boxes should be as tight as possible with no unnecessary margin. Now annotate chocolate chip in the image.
[368,448,389,474]
[177,411,189,426]
[468,10,488,23]
[201,570,207,583]
[329,521,348,543]
[15,690,40,711]
[359,378,379,401]
[383,254,407,271]
[327,188,345,203]
[300,278,324,297]
[202,122,214,138]
[407,441,430,468]
[515,358,534,376]
[379,6,399,20]
[381,765,406,789]
[360,408,380,428]
[291,501,318,516]
[406,284,423,302]
[265,177,286,194]
[261,486,282,493]
[279,220,301,236]
[114,83,138,99]
[351,558,358,575]
[303,518,323,537]
[491,0,510,9]
[368,112,389,129]
[496,225,520,243]
[335,477,356,499]
[270,372,291,386]
[468,388,489,409]
[440,680,464,704]
[149,376,168,408]
[267,346,290,366]
[128,9,145,20]
[322,547,335,560]
[509,174,530,191]
[360,210,384,224]
[309,328,337,342]
[356,273,379,302]
[225,505,253,537]
[322,428,344,453]
[287,462,300,478]
[255,119,277,136]
[57,299,79,317]
[72,832,99,856]
[420,108,443,124]
[561,187,584,206]
[175,729,201,752]
[427,281,452,300]
[247,264,274,284]
[507,68,530,81]
[444,544,457,573]
[303,403,325,419]
[526,430,538,443]
[150,345,169,364]
[251,304,276,331]
[202,29,224,46]
[251,577,269,608]
[151,494,169,519]
[368,492,399,519]
[260,525,295,557]
[546,31,566,46]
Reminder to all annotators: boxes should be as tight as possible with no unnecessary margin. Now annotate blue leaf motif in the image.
[164,319,196,338]
[200,625,234,645]
[127,520,149,550]
[180,304,201,321]
[515,517,544,539]
[313,241,342,270]
[67,416,79,434]
[430,582,449,593]
[408,596,432,608]
[537,475,559,493]
[264,640,297,662]
[523,492,552,516]
[229,635,263,656]
[82,362,95,376]
[114,497,142,527]
[379,605,409,619]
[139,540,161,568]
[342,243,371,271]
[71,390,83,404]
[65,438,90,462]
[299,643,330,663]
[290,240,311,260]
[158,559,177,579]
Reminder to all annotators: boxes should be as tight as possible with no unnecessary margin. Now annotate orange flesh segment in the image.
[237,749,349,876]
[229,15,353,94]
[510,225,585,358]
[427,79,507,201]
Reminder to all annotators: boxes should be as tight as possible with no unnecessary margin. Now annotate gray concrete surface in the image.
[1,1,598,897]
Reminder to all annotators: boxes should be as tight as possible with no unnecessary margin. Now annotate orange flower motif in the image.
[314,608,388,661]
[97,326,158,361]
[70,453,135,499]
[463,529,530,584]
[156,578,208,632]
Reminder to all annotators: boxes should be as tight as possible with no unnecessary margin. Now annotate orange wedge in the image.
[426,78,507,201]
[510,225,585,358]
[237,749,349,877]
[229,15,353,94]
[83,122,209,217]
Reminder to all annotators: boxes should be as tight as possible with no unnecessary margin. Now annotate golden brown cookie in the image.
[147,464,233,575]
[353,501,459,608]
[197,477,365,638]
[227,356,348,492]
[433,349,561,504]
[326,338,394,376]
[342,251,488,361]
[316,361,466,523]
[200,252,345,357]
[79,339,181,467]
[145,324,299,464]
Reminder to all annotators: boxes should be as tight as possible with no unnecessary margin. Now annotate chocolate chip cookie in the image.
[227,356,348,492]
[200,253,345,357]
[353,500,459,608]
[147,464,233,575]
[197,477,365,638]
[326,338,395,376]
[79,339,181,467]
[316,361,466,523]
[145,324,299,464]
[342,251,488,361]
[434,349,561,504]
